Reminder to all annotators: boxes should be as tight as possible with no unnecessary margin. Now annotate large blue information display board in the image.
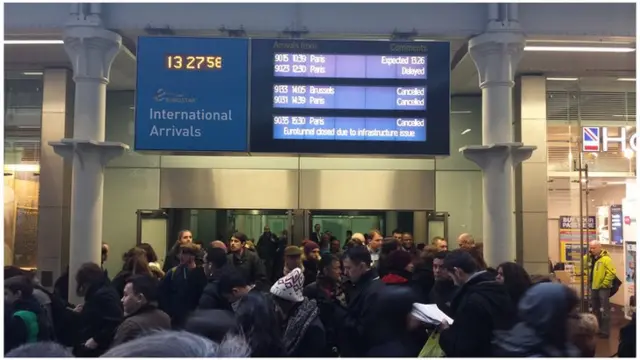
[249,39,451,156]
[134,37,450,156]
[134,37,249,152]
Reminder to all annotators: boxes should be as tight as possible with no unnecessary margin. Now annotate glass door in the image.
[307,210,385,243]
[166,209,294,249]
[427,211,449,243]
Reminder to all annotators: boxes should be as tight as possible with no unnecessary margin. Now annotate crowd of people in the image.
[3,226,637,357]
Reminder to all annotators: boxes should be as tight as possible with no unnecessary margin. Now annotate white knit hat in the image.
[270,267,305,302]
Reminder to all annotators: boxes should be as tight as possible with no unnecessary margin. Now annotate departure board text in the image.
[273,116,426,141]
[274,53,427,79]
[273,85,426,111]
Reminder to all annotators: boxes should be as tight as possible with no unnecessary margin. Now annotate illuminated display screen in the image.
[249,39,451,156]
[165,55,224,70]
[273,54,427,79]
[272,85,426,110]
[273,116,426,141]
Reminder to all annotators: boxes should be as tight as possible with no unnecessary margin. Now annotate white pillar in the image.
[49,24,128,304]
[460,25,536,267]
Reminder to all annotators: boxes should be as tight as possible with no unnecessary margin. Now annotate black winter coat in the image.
[339,270,385,357]
[198,271,233,312]
[438,271,513,357]
[72,283,123,357]
[228,250,268,291]
[303,278,347,356]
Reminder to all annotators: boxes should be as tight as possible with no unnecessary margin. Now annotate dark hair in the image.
[344,245,372,267]
[177,229,191,241]
[374,286,418,337]
[346,230,353,236]
[4,275,34,297]
[386,250,413,272]
[431,236,445,243]
[392,228,402,234]
[217,267,249,295]
[126,274,160,302]
[205,247,228,269]
[232,232,248,243]
[319,254,340,272]
[498,262,532,305]
[4,265,27,280]
[185,309,239,343]
[75,262,106,296]
[236,292,284,357]
[433,250,450,261]
[417,243,426,251]
[381,237,400,255]
[122,247,152,275]
[442,249,479,274]
[137,243,159,263]
[462,245,487,270]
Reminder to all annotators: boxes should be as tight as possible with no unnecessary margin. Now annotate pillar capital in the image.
[459,143,537,170]
[49,139,129,168]
[63,25,122,84]
[469,30,526,89]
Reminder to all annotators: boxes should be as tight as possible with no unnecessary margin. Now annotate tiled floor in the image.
[595,309,630,357]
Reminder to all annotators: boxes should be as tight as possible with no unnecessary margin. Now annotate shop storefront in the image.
[4,71,43,269]
[546,77,636,309]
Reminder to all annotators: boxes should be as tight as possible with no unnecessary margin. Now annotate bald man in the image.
[584,240,617,338]
[211,240,227,253]
[457,233,475,248]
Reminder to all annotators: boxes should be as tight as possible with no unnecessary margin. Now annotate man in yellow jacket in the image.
[583,240,617,338]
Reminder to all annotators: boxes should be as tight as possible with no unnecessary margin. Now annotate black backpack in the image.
[34,285,76,346]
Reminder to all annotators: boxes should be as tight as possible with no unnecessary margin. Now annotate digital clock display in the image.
[165,55,223,70]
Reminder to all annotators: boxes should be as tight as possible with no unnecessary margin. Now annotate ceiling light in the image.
[451,110,472,114]
[22,72,43,76]
[617,78,636,81]
[461,129,471,135]
[4,40,64,45]
[4,164,40,172]
[546,77,578,81]
[524,46,635,53]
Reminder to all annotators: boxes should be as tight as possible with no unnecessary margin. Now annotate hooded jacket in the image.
[438,271,514,357]
[583,250,617,289]
[492,283,581,357]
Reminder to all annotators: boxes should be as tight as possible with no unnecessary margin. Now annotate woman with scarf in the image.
[270,268,326,357]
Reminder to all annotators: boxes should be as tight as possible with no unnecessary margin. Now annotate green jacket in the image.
[583,250,617,290]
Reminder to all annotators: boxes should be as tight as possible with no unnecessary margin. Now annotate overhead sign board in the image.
[134,37,249,152]
[133,37,451,156]
[249,39,451,156]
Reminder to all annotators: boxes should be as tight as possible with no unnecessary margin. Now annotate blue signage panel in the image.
[249,39,450,156]
[610,204,623,245]
[134,37,249,152]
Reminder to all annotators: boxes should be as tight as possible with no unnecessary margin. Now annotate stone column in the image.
[50,23,128,304]
[460,24,536,267]
[37,69,74,288]
[514,76,550,274]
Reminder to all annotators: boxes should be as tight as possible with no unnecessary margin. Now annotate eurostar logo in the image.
[153,89,197,103]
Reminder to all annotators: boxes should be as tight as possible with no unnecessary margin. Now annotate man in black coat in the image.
[227,232,268,291]
[339,246,386,357]
[198,247,233,311]
[437,249,513,357]
[428,250,457,316]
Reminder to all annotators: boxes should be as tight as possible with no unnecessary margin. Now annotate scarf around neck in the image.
[282,298,319,355]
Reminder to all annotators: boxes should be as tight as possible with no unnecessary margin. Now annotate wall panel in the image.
[299,170,435,210]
